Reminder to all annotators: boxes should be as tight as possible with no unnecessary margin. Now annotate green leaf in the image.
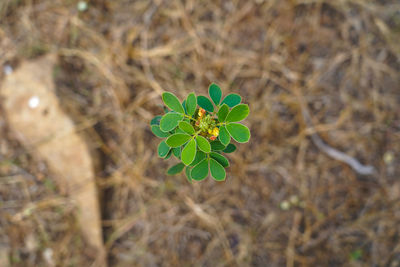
[196,135,211,153]
[165,150,172,159]
[157,141,170,158]
[162,92,184,114]
[210,140,226,151]
[191,159,209,181]
[186,93,197,116]
[226,123,250,143]
[160,113,183,132]
[217,104,229,122]
[197,96,214,112]
[167,163,185,175]
[150,115,162,126]
[209,158,226,181]
[166,133,191,147]
[172,147,181,159]
[218,126,230,146]
[175,127,186,134]
[225,104,249,123]
[189,150,206,166]
[151,125,170,138]
[221,93,241,108]
[223,143,236,153]
[179,121,195,135]
[182,100,187,114]
[185,167,192,183]
[181,138,196,165]
[210,152,229,167]
[209,83,222,106]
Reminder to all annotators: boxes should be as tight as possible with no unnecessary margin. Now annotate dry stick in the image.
[296,90,376,176]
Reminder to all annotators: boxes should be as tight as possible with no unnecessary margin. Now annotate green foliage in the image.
[210,141,226,151]
[179,121,195,134]
[209,83,222,105]
[150,83,250,182]
[167,163,185,175]
[191,159,209,181]
[223,143,236,153]
[196,135,211,153]
[217,104,229,122]
[186,93,197,116]
[197,96,214,112]
[158,141,170,158]
[209,158,226,181]
[210,152,229,167]
[218,126,230,146]
[151,125,170,138]
[166,133,191,147]
[189,150,206,166]
[225,104,249,122]
[160,113,183,132]
[221,93,241,107]
[181,138,197,165]
[226,123,250,143]
[162,92,185,114]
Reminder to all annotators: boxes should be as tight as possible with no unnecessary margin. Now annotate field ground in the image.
[1,0,400,266]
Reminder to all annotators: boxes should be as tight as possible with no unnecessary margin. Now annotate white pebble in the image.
[77,1,88,12]
[3,65,13,75]
[28,96,40,109]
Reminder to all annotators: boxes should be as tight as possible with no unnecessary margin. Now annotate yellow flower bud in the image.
[198,108,206,117]
[212,127,219,137]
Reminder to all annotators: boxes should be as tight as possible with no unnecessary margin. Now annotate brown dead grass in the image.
[1,0,400,266]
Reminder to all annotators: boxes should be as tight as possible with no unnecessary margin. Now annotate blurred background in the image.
[1,0,400,266]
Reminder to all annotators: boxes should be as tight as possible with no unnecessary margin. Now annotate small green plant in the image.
[150,83,250,182]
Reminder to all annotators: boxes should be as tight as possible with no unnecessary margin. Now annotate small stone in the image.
[280,200,290,211]
[28,96,40,109]
[77,1,88,12]
[3,65,13,75]
[289,195,299,205]
[383,151,394,164]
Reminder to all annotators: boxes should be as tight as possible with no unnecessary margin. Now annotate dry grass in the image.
[1,0,400,266]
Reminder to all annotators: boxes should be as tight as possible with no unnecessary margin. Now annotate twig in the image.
[300,96,376,176]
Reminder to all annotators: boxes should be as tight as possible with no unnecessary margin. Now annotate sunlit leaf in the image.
[179,121,195,135]
[217,104,229,122]
[157,141,170,158]
[162,92,184,114]
[191,159,209,181]
[209,158,226,181]
[166,133,191,147]
[209,83,222,106]
[185,167,192,183]
[181,138,196,165]
[221,93,241,108]
[225,104,249,123]
[151,125,170,138]
[226,123,250,143]
[189,150,206,167]
[160,113,183,132]
[196,135,211,153]
[218,126,230,146]
[197,96,214,112]
[186,93,197,116]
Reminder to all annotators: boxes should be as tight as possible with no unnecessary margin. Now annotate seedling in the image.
[150,83,250,182]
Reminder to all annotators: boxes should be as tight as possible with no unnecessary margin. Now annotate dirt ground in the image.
[1,0,400,266]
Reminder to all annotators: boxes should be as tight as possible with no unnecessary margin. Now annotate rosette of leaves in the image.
[150,83,250,182]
